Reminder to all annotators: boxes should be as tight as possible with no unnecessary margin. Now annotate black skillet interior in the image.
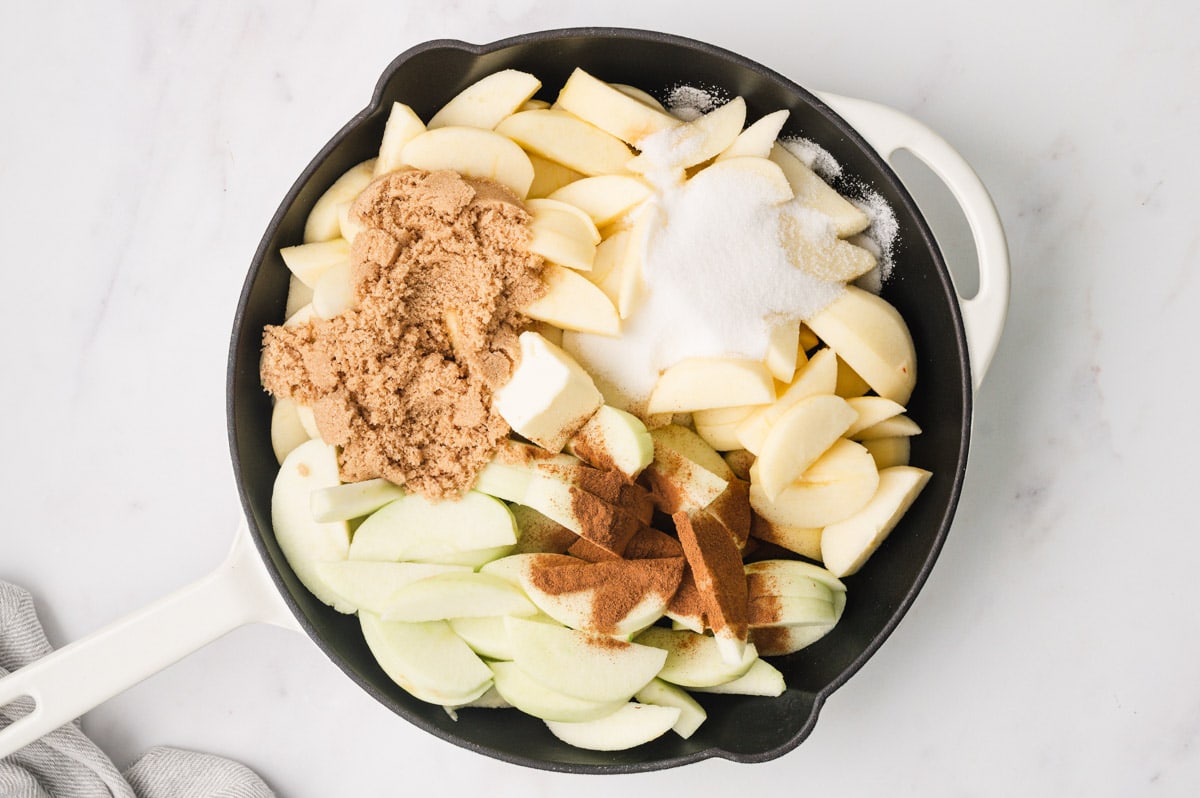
[228,28,972,773]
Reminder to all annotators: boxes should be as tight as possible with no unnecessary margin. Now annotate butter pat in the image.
[494,331,604,452]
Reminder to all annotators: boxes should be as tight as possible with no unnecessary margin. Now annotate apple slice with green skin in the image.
[548,175,653,228]
[635,627,758,688]
[374,102,425,176]
[717,109,790,161]
[279,238,349,289]
[821,466,933,577]
[634,678,707,739]
[359,613,492,706]
[544,703,681,751]
[845,396,908,437]
[303,160,375,243]
[722,449,756,481]
[309,478,405,523]
[862,436,911,469]
[448,616,513,660]
[348,490,517,563]
[650,424,734,480]
[271,440,353,612]
[505,616,667,704]
[750,438,880,528]
[381,571,538,622]
[805,286,917,405]
[769,142,869,237]
[748,595,836,628]
[751,622,837,657]
[525,198,601,271]
[492,330,604,452]
[489,661,628,723]
[852,414,922,441]
[496,109,634,177]
[554,68,680,148]
[688,658,785,697]
[646,357,775,415]
[523,263,620,336]
[673,510,750,665]
[754,394,857,501]
[427,69,542,131]
[312,560,470,615]
[566,404,653,479]
[400,126,535,198]
[419,544,516,569]
[745,559,846,595]
[270,398,310,465]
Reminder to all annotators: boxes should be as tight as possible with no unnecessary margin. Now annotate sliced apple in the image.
[750,622,838,657]
[312,560,470,615]
[303,160,376,243]
[544,703,680,751]
[554,68,681,147]
[496,109,634,177]
[646,357,775,415]
[820,465,933,577]
[309,478,404,523]
[547,175,653,228]
[505,616,667,703]
[489,661,628,723]
[427,69,542,130]
[382,571,538,622]
[510,504,579,555]
[633,678,707,739]
[805,285,917,405]
[284,274,314,319]
[688,658,786,697]
[862,436,911,469]
[764,319,801,383]
[359,613,492,706]
[348,490,517,562]
[635,627,758,688]
[735,347,839,454]
[692,405,757,452]
[525,197,600,271]
[673,510,750,664]
[493,330,604,452]
[769,142,869,237]
[836,355,873,398]
[749,438,880,528]
[689,156,793,204]
[400,126,534,198]
[748,516,822,561]
[844,396,907,437]
[270,398,310,465]
[629,96,746,172]
[284,304,317,329]
[279,238,350,289]
[311,260,356,319]
[852,414,923,441]
[754,395,857,501]
[744,559,846,596]
[748,595,836,628]
[650,424,734,480]
[642,445,729,516]
[722,449,756,481]
[527,153,584,198]
[717,109,790,161]
[271,440,352,612]
[524,263,621,336]
[374,102,426,176]
[610,83,667,112]
[566,404,653,478]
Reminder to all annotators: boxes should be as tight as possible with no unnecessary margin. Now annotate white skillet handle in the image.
[0,520,297,757]
[818,92,1010,389]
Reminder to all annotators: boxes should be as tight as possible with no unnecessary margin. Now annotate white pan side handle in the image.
[817,92,1010,390]
[0,519,297,757]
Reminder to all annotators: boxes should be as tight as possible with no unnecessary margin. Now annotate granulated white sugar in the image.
[664,85,724,121]
[853,184,899,286]
[781,136,843,180]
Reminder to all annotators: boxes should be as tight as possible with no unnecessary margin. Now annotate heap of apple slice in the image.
[265,66,935,752]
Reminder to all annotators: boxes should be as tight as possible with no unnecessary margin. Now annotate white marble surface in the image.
[2,0,1197,794]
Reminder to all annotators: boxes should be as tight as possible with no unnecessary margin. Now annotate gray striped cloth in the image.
[0,582,274,798]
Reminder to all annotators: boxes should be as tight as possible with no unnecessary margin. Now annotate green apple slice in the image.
[688,658,785,697]
[505,616,667,703]
[348,490,517,563]
[381,572,538,622]
[633,678,707,739]
[635,627,757,688]
[359,613,492,706]
[309,478,405,523]
[312,560,470,615]
[744,559,846,595]
[270,439,352,612]
[566,404,653,478]
[748,595,835,628]
[544,703,681,751]
[489,661,628,723]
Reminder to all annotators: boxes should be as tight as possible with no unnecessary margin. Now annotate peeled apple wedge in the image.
[359,614,493,706]
[279,238,350,289]
[545,703,681,751]
[374,103,426,176]
[769,142,870,238]
[311,260,356,319]
[736,347,839,454]
[852,414,922,441]
[547,175,653,228]
[496,109,634,177]
[820,465,933,577]
[764,319,802,384]
[749,438,880,529]
[863,436,911,469]
[284,274,314,320]
[717,109,790,161]
[610,83,667,112]
[649,424,734,480]
[687,658,786,697]
[805,286,917,405]
[270,398,310,465]
[554,68,681,147]
[527,154,584,198]
[525,197,600,271]
[523,263,620,336]
[749,516,822,561]
[692,405,757,452]
[845,396,907,437]
[303,160,376,243]
[270,440,352,612]
[566,404,653,478]
[427,69,542,130]
[400,126,535,198]
[646,357,775,414]
[754,395,857,501]
[629,96,746,172]
[778,207,877,282]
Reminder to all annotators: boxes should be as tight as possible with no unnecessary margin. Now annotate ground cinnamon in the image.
[527,555,685,636]
[672,510,749,644]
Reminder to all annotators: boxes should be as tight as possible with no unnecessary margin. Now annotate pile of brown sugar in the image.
[260,169,545,498]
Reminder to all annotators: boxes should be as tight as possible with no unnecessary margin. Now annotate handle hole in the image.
[889,148,980,299]
[2,692,37,719]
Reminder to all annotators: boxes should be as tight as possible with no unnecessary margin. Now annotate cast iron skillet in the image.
[0,28,1007,772]
[228,29,980,772]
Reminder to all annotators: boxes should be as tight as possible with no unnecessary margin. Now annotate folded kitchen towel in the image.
[0,581,275,798]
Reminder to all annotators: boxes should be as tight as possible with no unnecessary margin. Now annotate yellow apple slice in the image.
[748,516,823,561]
[303,160,376,243]
[749,438,879,528]
[852,414,923,440]
[845,396,907,437]
[820,466,932,577]
[769,142,869,237]
[646,357,775,414]
[735,346,839,453]
[585,228,629,305]
[280,238,350,288]
[527,153,584,198]
[692,405,757,452]
[805,286,917,405]
[270,398,310,465]
[650,424,734,480]
[764,319,801,383]
[755,395,857,500]
[547,175,653,228]
[400,126,535,198]
[284,274,313,319]
[554,68,681,147]
[496,109,634,177]
[611,83,667,112]
[629,96,746,173]
[835,355,873,398]
[427,69,542,130]
[293,402,319,438]
[690,156,793,203]
[717,109,790,161]
[524,197,600,271]
[862,436,911,469]
[374,103,426,176]
[336,200,364,243]
[524,264,620,336]
[779,206,877,282]
[311,260,356,319]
